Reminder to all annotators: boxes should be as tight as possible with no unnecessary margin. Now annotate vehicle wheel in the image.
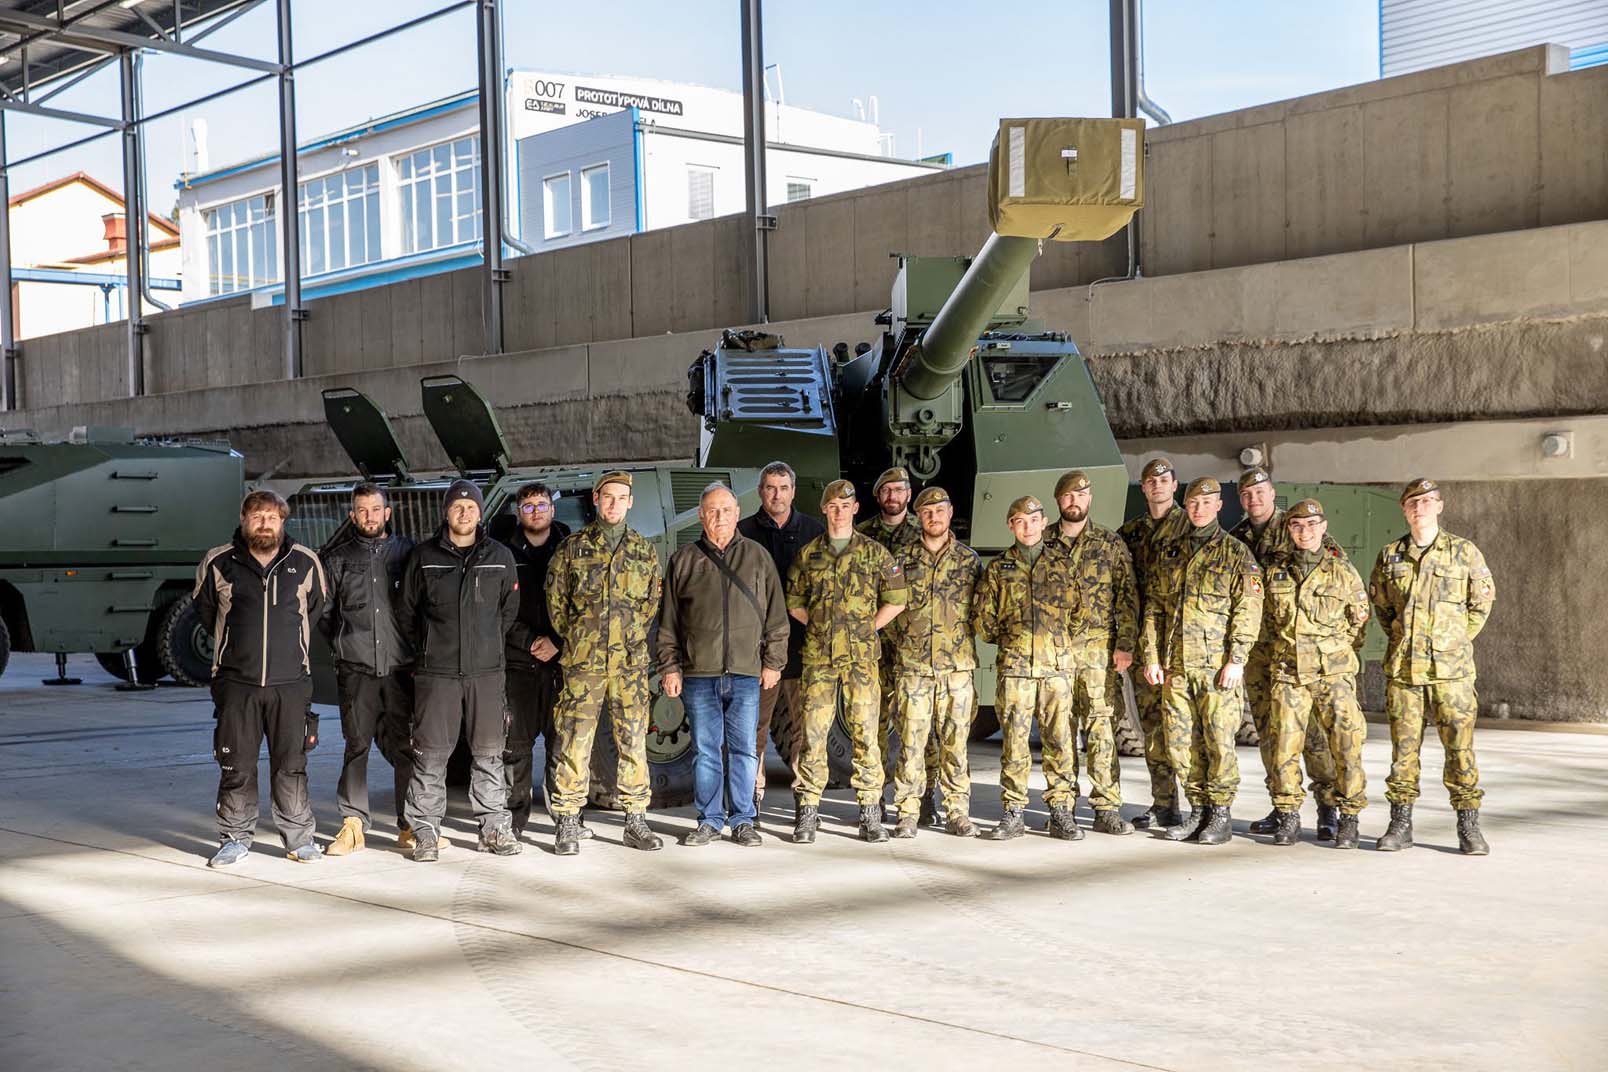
[1114,701,1145,758]
[1236,707,1260,746]
[158,593,214,687]
[768,689,856,790]
[968,704,1001,742]
[588,690,696,810]
[0,617,10,679]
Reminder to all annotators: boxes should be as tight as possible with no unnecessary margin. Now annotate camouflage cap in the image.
[1287,498,1325,520]
[1140,457,1174,481]
[820,478,857,508]
[872,466,911,494]
[912,486,951,510]
[1054,470,1092,498]
[1006,495,1045,521]
[1400,477,1441,503]
[593,470,633,494]
[1238,466,1272,491]
[1183,477,1222,500]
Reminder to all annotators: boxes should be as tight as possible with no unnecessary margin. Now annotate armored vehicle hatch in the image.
[322,388,411,481]
[421,375,510,477]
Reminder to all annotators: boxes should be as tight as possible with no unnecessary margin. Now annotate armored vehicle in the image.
[0,427,242,685]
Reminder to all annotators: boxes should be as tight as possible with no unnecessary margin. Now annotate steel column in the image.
[0,110,16,411]
[1108,0,1141,278]
[739,0,770,323]
[119,50,145,397]
[474,0,506,355]
[276,0,303,378]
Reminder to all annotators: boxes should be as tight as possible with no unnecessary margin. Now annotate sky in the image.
[3,0,1380,214]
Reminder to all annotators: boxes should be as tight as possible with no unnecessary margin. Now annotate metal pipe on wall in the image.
[474,0,506,355]
[133,52,170,314]
[0,111,15,411]
[119,50,146,397]
[276,0,303,379]
[739,0,770,323]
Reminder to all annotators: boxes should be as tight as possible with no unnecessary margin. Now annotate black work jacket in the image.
[396,525,519,678]
[318,531,416,676]
[194,531,327,688]
[504,520,571,671]
[737,507,825,678]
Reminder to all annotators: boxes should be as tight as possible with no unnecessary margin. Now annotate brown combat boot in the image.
[325,816,364,857]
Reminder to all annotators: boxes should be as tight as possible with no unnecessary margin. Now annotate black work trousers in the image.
[211,678,315,850]
[335,667,414,830]
[505,663,563,835]
[405,672,510,837]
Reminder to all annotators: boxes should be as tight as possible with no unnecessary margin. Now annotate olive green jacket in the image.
[1368,530,1494,684]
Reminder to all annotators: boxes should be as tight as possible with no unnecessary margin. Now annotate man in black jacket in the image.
[736,461,824,810]
[396,480,520,862]
[319,483,420,857]
[194,490,328,868]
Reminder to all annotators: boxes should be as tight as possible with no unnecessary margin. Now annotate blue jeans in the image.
[683,674,761,830]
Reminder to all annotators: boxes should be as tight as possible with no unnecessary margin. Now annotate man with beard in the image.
[193,490,327,867]
[396,481,521,862]
[320,483,424,856]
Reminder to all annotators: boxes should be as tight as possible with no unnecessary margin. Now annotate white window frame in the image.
[580,162,610,231]
[395,134,482,255]
[687,165,716,221]
[202,189,278,296]
[543,171,572,239]
[785,176,815,203]
[299,162,382,277]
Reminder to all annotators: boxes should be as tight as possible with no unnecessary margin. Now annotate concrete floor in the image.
[1,652,1603,1072]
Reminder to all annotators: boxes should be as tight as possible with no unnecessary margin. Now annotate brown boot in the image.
[325,817,364,857]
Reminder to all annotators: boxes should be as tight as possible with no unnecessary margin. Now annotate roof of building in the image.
[10,171,179,237]
[61,236,181,266]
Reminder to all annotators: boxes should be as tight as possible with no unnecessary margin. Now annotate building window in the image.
[581,163,610,230]
[543,172,572,238]
[299,163,380,276]
[687,166,715,221]
[203,192,277,295]
[397,135,482,254]
[786,178,814,203]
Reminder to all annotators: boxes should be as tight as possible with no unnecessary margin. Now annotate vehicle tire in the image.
[968,704,1001,742]
[158,593,215,687]
[588,690,696,810]
[1236,707,1260,746]
[0,617,10,679]
[1114,702,1145,757]
[768,689,856,790]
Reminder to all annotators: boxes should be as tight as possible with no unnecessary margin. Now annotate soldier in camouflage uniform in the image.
[1045,470,1138,836]
[786,479,908,844]
[883,486,982,839]
[546,471,665,856]
[1230,467,1341,840]
[1118,457,1191,828]
[1140,477,1264,846]
[1259,499,1371,849]
[971,495,1083,842]
[1368,478,1495,856]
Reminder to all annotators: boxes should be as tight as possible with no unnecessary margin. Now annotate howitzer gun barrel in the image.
[899,233,1039,401]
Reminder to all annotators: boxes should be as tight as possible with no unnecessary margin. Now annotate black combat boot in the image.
[1375,803,1413,852]
[554,815,581,857]
[987,806,1025,841]
[1047,805,1084,841]
[1196,805,1233,846]
[859,805,889,843]
[793,803,819,845]
[1092,810,1134,836]
[1333,814,1360,850]
[1271,810,1301,846]
[623,812,663,851]
[411,823,440,863]
[1315,804,1339,842]
[1164,805,1206,842]
[478,824,522,856]
[1456,809,1489,855]
[919,789,945,829]
[945,812,979,837]
[1247,808,1280,835]
[1132,802,1180,830]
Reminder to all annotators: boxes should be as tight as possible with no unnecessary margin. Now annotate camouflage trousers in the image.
[797,662,882,807]
[550,668,651,815]
[1070,667,1122,811]
[997,673,1077,810]
[1246,646,1337,807]
[1385,678,1483,810]
[894,670,974,818]
[1269,675,1367,814]
[1131,673,1181,808]
[1161,669,1242,807]
[880,653,938,793]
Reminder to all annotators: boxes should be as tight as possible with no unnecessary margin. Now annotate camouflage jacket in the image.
[1140,527,1264,671]
[1262,546,1370,683]
[971,541,1082,677]
[786,532,907,667]
[884,533,982,673]
[1118,505,1188,605]
[1368,530,1494,684]
[546,521,663,675]
[856,513,924,559]
[1046,522,1139,667]
[1229,508,1292,566]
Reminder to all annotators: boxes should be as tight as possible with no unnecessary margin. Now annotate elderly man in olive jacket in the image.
[658,483,790,846]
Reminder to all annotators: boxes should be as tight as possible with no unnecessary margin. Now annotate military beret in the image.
[1183,477,1222,500]
[912,486,951,510]
[872,466,911,494]
[1006,495,1044,521]
[1140,458,1174,480]
[593,470,633,494]
[1238,467,1271,491]
[1400,477,1441,503]
[1287,498,1325,520]
[1054,470,1091,498]
[820,478,857,508]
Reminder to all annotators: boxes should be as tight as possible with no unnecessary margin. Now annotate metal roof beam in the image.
[0,8,282,73]
[0,94,120,127]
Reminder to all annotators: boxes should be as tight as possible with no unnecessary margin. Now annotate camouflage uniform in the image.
[1368,530,1495,810]
[1046,522,1138,811]
[858,513,929,786]
[1140,527,1263,807]
[971,540,1083,810]
[1262,545,1371,814]
[1230,508,1339,807]
[884,532,981,819]
[1119,505,1190,808]
[546,520,663,816]
[786,532,907,807]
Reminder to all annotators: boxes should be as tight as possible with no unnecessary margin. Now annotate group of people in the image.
[192,454,1495,868]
